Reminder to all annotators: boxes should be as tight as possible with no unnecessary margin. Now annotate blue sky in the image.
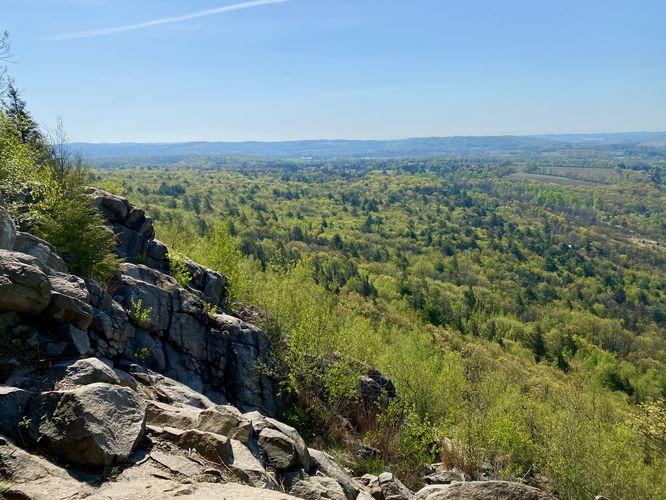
[2,0,665,142]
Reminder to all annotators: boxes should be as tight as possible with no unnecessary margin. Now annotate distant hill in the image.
[72,132,666,161]
[71,136,556,160]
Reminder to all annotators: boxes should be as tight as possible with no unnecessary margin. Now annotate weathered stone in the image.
[142,371,217,408]
[13,231,67,272]
[148,425,230,464]
[0,206,16,250]
[291,477,348,500]
[378,472,415,500]
[259,427,299,470]
[28,382,146,466]
[359,369,396,406]
[310,448,361,500]
[88,188,131,221]
[185,257,227,307]
[198,406,253,443]
[45,291,93,330]
[59,324,91,356]
[424,471,468,485]
[228,438,280,490]
[415,481,557,500]
[0,385,32,435]
[150,449,202,477]
[53,357,121,386]
[145,400,200,430]
[0,250,51,313]
[114,368,138,390]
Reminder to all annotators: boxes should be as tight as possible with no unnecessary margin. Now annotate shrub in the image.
[167,251,192,288]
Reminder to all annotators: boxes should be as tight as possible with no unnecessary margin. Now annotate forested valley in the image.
[93,153,666,499]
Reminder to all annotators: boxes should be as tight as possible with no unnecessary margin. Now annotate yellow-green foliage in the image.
[166,251,192,288]
[0,111,119,283]
[151,219,666,499]
[101,162,666,499]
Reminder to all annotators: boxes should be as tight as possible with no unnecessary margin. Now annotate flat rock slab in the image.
[151,450,203,477]
[415,481,557,500]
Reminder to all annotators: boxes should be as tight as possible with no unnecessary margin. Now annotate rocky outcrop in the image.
[415,481,558,500]
[0,206,16,250]
[27,382,147,466]
[12,231,67,272]
[87,188,226,308]
[0,250,51,314]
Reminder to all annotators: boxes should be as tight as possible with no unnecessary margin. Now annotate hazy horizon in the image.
[4,0,666,142]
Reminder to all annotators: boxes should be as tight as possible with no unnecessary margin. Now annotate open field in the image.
[508,172,599,186]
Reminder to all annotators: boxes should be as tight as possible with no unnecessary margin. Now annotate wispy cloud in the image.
[45,0,290,41]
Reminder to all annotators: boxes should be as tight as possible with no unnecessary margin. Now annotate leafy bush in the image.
[130,298,153,328]
[1,106,119,283]
[167,251,191,288]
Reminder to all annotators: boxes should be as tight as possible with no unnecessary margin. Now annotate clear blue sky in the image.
[3,0,666,142]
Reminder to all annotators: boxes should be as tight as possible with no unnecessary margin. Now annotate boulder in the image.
[309,448,360,500]
[27,382,146,466]
[290,476,347,500]
[424,471,468,485]
[150,449,202,477]
[88,188,130,221]
[12,231,67,272]
[1,430,297,499]
[359,369,396,406]
[148,425,231,464]
[248,413,312,471]
[415,481,557,500]
[259,427,299,470]
[0,206,16,250]
[59,324,91,356]
[53,357,121,386]
[185,257,227,307]
[198,405,253,443]
[0,385,32,435]
[228,438,280,490]
[0,250,51,314]
[141,371,217,409]
[45,291,93,330]
[145,400,200,430]
[378,472,415,500]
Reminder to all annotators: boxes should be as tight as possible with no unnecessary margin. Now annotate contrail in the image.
[45,0,290,41]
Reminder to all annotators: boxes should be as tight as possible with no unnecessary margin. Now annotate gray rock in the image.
[13,231,67,272]
[148,425,231,464]
[356,491,375,500]
[88,188,130,221]
[145,400,200,430]
[424,471,467,485]
[28,383,146,466]
[0,385,32,435]
[0,250,51,314]
[415,481,557,500]
[150,449,202,477]
[291,477,348,500]
[113,368,138,390]
[185,257,227,308]
[309,448,361,500]
[141,371,217,408]
[45,291,93,330]
[379,472,415,500]
[259,427,299,470]
[0,207,16,250]
[198,406,253,443]
[228,438,280,490]
[53,357,121,386]
[59,324,91,356]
